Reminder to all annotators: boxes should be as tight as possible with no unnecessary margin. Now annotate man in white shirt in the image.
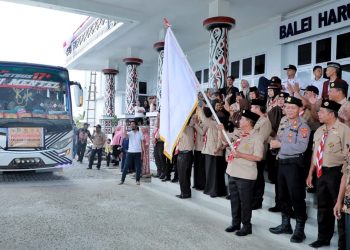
[119,120,145,185]
[282,64,305,94]
[310,65,326,98]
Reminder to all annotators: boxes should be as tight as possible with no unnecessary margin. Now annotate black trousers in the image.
[204,154,226,197]
[229,176,255,227]
[106,153,111,166]
[77,142,87,162]
[88,148,102,169]
[193,150,206,190]
[346,214,350,250]
[316,166,345,249]
[112,145,121,165]
[164,155,178,180]
[252,160,266,207]
[153,141,166,176]
[177,151,193,197]
[278,157,307,221]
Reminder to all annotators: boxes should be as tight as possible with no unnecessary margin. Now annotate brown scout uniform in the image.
[312,119,350,247]
[226,130,264,180]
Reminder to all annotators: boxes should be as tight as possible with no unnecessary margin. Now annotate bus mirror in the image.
[70,82,83,107]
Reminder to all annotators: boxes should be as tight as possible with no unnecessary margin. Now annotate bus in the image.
[0,61,83,172]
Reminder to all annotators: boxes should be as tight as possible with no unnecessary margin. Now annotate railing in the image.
[64,17,121,61]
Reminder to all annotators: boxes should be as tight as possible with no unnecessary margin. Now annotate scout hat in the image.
[241,109,260,122]
[321,100,341,112]
[269,76,281,85]
[279,92,290,98]
[249,86,258,92]
[268,83,281,89]
[94,124,101,128]
[285,96,303,107]
[283,64,297,71]
[251,99,265,107]
[327,62,341,69]
[303,85,319,96]
[329,78,348,93]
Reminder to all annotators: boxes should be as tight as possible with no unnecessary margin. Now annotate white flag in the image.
[159,28,198,160]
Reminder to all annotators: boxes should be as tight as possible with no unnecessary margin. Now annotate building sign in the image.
[279,1,350,44]
[7,127,44,148]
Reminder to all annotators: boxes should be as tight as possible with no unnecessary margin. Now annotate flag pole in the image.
[163,19,233,150]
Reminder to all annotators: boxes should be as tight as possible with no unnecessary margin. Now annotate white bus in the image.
[0,61,83,172]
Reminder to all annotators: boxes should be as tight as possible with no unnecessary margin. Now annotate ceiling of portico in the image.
[7,0,325,70]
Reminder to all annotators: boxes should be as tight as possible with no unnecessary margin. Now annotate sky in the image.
[0,1,86,66]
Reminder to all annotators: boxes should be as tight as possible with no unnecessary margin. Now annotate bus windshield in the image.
[0,65,71,120]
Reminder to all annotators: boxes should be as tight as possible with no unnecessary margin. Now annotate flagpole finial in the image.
[163,18,171,28]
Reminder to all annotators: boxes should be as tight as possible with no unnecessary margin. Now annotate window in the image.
[203,68,209,83]
[298,43,312,65]
[316,38,331,63]
[337,32,350,60]
[230,61,240,79]
[254,54,265,75]
[242,58,252,76]
[139,81,147,95]
[195,70,202,83]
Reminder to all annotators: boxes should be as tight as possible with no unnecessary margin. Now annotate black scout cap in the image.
[279,92,290,98]
[270,76,281,85]
[329,78,348,93]
[283,64,297,71]
[321,100,341,112]
[285,96,303,107]
[249,86,258,92]
[303,85,319,96]
[241,109,260,122]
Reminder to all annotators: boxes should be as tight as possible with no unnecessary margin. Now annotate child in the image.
[105,138,112,167]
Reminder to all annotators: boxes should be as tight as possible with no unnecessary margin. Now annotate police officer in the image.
[269,96,310,243]
[307,100,350,249]
[250,99,272,209]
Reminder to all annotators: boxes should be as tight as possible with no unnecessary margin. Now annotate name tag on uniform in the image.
[300,128,308,138]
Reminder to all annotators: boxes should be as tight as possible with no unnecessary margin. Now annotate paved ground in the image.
[0,160,302,250]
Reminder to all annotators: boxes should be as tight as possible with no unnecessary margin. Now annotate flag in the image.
[159,27,198,160]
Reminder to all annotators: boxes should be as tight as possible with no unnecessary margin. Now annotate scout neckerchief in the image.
[226,132,250,163]
[316,128,328,178]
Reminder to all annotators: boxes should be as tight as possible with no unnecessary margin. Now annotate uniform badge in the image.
[300,127,308,138]
[328,142,334,148]
[243,144,249,151]
[330,82,335,87]
[324,101,329,106]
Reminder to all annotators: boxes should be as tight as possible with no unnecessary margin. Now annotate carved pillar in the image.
[203,16,235,89]
[100,68,118,134]
[153,41,164,111]
[123,58,143,115]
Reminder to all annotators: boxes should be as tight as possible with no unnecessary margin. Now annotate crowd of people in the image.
[152,62,350,249]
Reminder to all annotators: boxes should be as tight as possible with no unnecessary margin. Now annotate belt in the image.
[279,153,304,160]
[321,166,342,172]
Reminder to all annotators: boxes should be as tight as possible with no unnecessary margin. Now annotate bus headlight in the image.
[50,137,72,150]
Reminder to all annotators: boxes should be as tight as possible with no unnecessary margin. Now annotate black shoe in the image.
[225,225,240,233]
[118,181,124,185]
[225,194,231,200]
[309,240,330,248]
[210,194,217,198]
[159,174,166,179]
[162,178,171,182]
[252,204,262,210]
[86,167,92,170]
[290,219,306,243]
[235,226,252,236]
[269,215,293,234]
[171,178,178,183]
[268,206,281,212]
[176,194,191,199]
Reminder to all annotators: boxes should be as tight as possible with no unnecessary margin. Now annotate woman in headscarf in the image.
[111,125,124,166]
